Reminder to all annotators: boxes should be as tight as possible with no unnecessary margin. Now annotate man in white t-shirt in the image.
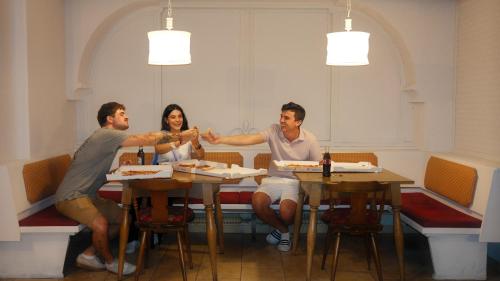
[202,102,321,251]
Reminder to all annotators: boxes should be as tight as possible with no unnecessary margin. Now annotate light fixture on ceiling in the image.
[148,0,191,65]
[326,0,370,66]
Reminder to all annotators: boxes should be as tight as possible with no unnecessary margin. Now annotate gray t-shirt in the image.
[55,127,128,202]
[260,124,322,178]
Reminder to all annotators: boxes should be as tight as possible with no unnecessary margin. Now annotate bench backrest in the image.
[253,152,378,184]
[424,156,478,207]
[119,151,243,167]
[204,152,243,166]
[22,154,72,204]
[119,152,154,165]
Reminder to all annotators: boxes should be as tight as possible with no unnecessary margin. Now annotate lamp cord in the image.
[346,0,351,18]
[167,0,172,18]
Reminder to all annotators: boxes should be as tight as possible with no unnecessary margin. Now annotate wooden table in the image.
[117,171,232,281]
[292,169,414,281]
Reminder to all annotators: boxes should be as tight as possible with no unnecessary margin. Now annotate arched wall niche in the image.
[73,0,416,98]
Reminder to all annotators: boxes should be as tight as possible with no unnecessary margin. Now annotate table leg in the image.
[393,206,405,281]
[306,205,318,281]
[118,185,132,280]
[202,183,218,281]
[215,191,225,254]
[205,204,218,281]
[292,187,305,254]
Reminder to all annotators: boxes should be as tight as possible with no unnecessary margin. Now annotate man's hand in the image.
[201,128,221,144]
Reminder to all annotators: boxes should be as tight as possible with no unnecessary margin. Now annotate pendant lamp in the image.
[148,0,191,65]
[326,0,370,66]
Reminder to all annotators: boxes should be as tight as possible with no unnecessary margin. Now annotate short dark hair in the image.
[281,102,305,122]
[97,102,125,127]
[161,104,189,131]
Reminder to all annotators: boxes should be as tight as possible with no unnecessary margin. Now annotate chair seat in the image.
[137,206,195,225]
[321,208,379,226]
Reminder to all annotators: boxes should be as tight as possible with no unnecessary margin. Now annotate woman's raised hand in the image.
[179,128,199,144]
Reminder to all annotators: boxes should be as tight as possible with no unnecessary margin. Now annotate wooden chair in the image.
[253,153,272,185]
[320,181,389,281]
[130,179,194,281]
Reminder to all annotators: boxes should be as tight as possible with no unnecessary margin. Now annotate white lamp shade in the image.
[326,31,370,66]
[148,30,191,65]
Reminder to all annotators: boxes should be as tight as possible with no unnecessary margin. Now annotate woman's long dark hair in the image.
[161,104,189,131]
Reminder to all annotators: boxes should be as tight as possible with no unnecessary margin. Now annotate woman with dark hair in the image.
[155,104,204,163]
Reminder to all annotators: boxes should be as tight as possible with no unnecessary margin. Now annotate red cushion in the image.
[98,190,122,203]
[19,205,79,227]
[401,192,482,228]
[138,206,195,225]
[239,192,254,204]
[321,208,378,225]
[187,192,241,204]
[189,198,203,204]
[220,192,240,204]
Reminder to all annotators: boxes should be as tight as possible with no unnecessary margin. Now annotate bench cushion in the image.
[425,156,477,207]
[19,205,79,227]
[98,190,122,203]
[401,192,481,228]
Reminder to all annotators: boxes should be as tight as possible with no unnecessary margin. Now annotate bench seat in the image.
[399,155,490,280]
[19,205,80,227]
[401,192,481,228]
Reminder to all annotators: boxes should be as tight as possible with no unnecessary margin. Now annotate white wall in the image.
[62,0,457,184]
[0,0,76,163]
[455,0,500,163]
[26,0,77,160]
[0,0,30,163]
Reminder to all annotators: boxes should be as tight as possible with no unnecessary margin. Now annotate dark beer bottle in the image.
[137,146,145,165]
[322,150,331,177]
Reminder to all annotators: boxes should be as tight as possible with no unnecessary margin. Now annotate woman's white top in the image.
[157,140,193,163]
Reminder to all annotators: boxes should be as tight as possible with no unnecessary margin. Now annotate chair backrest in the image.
[331,152,378,166]
[119,152,154,165]
[130,179,192,224]
[254,153,272,185]
[204,152,243,166]
[23,154,72,204]
[424,156,477,207]
[327,181,388,233]
[253,152,378,185]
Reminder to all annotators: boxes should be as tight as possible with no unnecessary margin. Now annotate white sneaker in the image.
[126,240,140,254]
[105,259,136,275]
[76,253,105,271]
[277,239,291,252]
[266,229,281,245]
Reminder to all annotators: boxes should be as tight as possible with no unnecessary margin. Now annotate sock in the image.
[281,232,290,241]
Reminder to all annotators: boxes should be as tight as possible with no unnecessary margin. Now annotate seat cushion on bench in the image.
[98,190,123,203]
[401,192,481,228]
[19,205,79,227]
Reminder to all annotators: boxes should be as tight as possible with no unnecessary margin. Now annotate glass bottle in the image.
[137,146,145,165]
[322,147,331,177]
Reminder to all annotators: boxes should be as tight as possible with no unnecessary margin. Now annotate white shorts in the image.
[255,177,300,204]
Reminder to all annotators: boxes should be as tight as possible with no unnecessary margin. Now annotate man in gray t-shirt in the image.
[55,102,196,275]
[202,102,321,252]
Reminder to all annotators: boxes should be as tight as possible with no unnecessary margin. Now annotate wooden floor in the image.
[2,233,500,281]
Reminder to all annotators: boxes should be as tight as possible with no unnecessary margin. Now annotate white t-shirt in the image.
[157,141,193,163]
